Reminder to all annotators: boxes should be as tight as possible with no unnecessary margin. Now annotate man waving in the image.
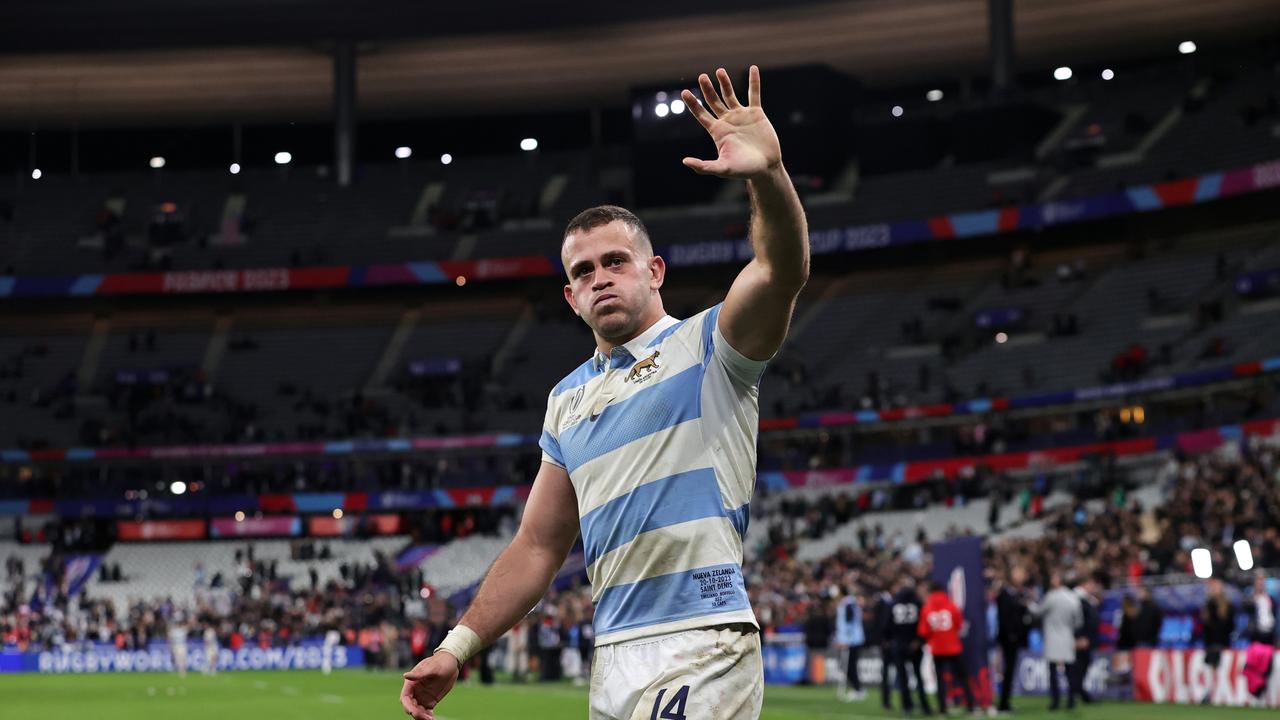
[401,64,808,720]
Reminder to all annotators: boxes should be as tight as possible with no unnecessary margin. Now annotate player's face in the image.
[562,221,664,342]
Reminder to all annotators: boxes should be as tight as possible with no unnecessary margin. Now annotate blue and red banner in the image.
[1,160,1278,300]
[930,537,993,708]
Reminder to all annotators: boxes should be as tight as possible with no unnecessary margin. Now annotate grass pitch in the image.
[0,669,1267,719]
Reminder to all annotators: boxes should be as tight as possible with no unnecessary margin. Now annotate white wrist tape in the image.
[434,625,483,666]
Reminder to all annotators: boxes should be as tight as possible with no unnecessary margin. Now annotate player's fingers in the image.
[681,90,715,129]
[698,73,728,116]
[682,157,728,176]
[716,67,741,109]
[401,684,432,720]
[747,64,761,106]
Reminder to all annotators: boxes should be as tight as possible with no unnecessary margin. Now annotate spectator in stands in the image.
[803,598,833,685]
[995,565,1031,713]
[1033,571,1083,711]
[918,580,975,715]
[833,586,866,701]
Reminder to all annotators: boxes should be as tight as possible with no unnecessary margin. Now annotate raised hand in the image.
[681,65,781,180]
[400,652,460,720]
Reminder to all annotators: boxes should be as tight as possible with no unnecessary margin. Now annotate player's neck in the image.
[593,304,667,356]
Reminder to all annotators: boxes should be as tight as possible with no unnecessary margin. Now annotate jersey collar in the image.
[591,314,678,371]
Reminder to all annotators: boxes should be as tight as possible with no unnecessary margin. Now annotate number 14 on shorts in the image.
[650,685,690,720]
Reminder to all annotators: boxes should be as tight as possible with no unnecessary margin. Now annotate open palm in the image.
[682,65,781,180]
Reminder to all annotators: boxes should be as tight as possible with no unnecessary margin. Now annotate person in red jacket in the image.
[919,580,976,715]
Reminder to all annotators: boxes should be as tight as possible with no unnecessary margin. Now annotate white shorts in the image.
[589,624,763,720]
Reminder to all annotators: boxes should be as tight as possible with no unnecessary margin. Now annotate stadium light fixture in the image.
[655,102,670,118]
[30,168,41,180]
[1234,540,1255,571]
[455,276,467,287]
[395,146,412,160]
[1101,69,1115,81]
[1054,66,1073,81]
[670,99,686,115]
[440,153,453,165]
[234,511,246,522]
[149,156,166,169]
[229,162,241,175]
[1191,548,1212,579]
[891,105,904,118]
[926,89,943,102]
[170,481,187,496]
[520,138,538,152]
[1179,41,1197,55]
[332,508,344,520]
[995,332,1008,344]
[274,151,292,165]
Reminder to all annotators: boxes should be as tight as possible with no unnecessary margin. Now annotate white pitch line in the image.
[281,686,300,696]
[318,694,345,704]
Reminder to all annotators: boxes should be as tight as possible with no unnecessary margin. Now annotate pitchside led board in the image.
[930,536,993,708]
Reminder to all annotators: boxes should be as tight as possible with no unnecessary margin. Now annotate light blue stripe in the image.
[539,430,565,467]
[407,263,448,283]
[0,277,14,297]
[579,468,722,566]
[726,502,749,540]
[891,464,906,484]
[1126,186,1162,211]
[1262,357,1280,372]
[701,304,722,365]
[495,433,525,447]
[1,450,30,462]
[949,210,999,237]
[0,501,30,515]
[966,398,992,413]
[1220,425,1243,441]
[552,359,597,397]
[646,319,688,348]
[66,448,97,460]
[855,466,873,483]
[323,441,354,454]
[294,493,346,513]
[855,410,880,423]
[70,275,103,296]
[386,438,412,452]
[594,563,751,638]
[1193,173,1223,202]
[433,490,455,508]
[559,363,703,473]
[492,487,515,505]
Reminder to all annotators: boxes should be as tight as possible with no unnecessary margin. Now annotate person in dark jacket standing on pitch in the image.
[888,578,932,716]
[1135,587,1164,647]
[1200,578,1234,705]
[871,587,895,712]
[1071,574,1102,705]
[995,566,1032,713]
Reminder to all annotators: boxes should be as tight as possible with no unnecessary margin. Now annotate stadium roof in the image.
[0,0,1276,125]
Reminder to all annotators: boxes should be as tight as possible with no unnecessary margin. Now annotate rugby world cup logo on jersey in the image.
[626,350,661,383]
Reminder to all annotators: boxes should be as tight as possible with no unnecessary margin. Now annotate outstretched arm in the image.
[682,65,809,362]
[400,461,579,719]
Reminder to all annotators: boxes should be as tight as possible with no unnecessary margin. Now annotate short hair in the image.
[562,205,653,257]
[930,580,946,594]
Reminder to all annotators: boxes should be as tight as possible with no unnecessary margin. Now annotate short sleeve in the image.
[539,392,566,468]
[701,303,769,387]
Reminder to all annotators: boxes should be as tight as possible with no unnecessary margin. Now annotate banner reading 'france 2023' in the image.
[0,642,364,674]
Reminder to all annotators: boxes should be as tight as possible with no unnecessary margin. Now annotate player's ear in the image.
[648,255,666,290]
[563,284,582,317]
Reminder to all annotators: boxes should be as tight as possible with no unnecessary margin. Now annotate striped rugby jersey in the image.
[539,303,766,646]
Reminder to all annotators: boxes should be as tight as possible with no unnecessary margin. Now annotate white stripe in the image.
[589,515,742,593]
[573,418,707,515]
